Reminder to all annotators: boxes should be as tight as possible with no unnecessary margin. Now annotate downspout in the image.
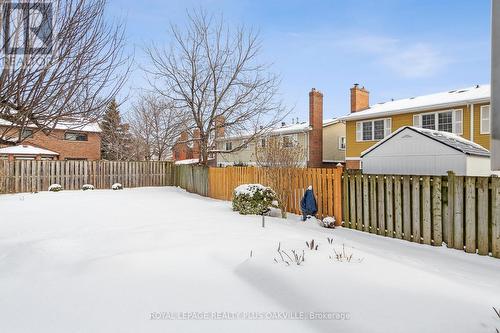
[470,103,474,142]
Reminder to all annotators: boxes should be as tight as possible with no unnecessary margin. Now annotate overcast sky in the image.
[108,0,491,121]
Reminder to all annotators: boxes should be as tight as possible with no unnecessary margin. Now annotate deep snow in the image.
[0,187,499,333]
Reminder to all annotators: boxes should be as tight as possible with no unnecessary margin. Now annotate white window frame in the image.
[356,118,392,142]
[225,141,232,151]
[338,136,346,150]
[413,109,463,135]
[480,105,491,134]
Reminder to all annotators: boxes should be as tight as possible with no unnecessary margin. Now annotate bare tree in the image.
[128,94,185,160]
[145,9,288,165]
[255,135,306,218]
[0,0,129,145]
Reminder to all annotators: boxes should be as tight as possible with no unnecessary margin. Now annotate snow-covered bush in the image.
[232,184,279,215]
[82,184,95,191]
[322,216,336,228]
[112,183,123,190]
[48,184,63,192]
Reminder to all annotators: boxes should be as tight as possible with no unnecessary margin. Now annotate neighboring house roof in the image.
[361,126,490,158]
[218,118,341,141]
[340,84,490,121]
[0,118,102,133]
[0,145,59,156]
[174,158,214,165]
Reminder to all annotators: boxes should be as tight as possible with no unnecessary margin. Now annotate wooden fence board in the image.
[492,177,500,258]
[412,176,421,243]
[356,174,363,230]
[465,177,476,253]
[363,175,370,232]
[377,176,386,236]
[394,176,403,239]
[454,176,464,250]
[477,177,489,255]
[422,176,431,245]
[432,177,443,246]
[386,176,394,238]
[370,176,377,234]
[445,172,455,247]
[403,176,411,241]
[349,175,356,229]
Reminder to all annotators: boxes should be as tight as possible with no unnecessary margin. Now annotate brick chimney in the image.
[350,84,369,112]
[215,116,225,139]
[192,128,201,160]
[308,88,323,168]
[180,131,188,142]
[173,131,189,160]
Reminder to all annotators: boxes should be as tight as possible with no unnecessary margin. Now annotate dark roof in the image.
[361,126,490,157]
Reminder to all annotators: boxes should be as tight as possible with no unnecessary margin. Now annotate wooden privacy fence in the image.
[343,172,500,258]
[174,164,209,196]
[0,160,175,193]
[208,166,343,223]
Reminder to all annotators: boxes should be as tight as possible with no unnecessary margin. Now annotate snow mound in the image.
[234,184,268,197]
[48,184,62,192]
[322,216,336,228]
[233,184,279,215]
[82,184,95,191]
[111,183,123,190]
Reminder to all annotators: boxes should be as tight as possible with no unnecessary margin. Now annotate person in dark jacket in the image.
[300,185,317,221]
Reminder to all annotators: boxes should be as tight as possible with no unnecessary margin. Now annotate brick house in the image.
[214,89,346,167]
[340,84,490,169]
[171,129,202,164]
[0,122,102,161]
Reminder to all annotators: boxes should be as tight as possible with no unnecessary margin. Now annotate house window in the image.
[480,105,490,134]
[64,132,88,141]
[422,114,436,130]
[225,141,232,151]
[356,118,391,142]
[413,110,462,134]
[282,135,294,147]
[20,128,33,139]
[338,136,346,150]
[260,138,266,148]
[438,112,453,132]
[373,120,385,140]
[362,122,373,141]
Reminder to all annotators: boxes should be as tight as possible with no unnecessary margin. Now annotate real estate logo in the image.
[1,1,53,56]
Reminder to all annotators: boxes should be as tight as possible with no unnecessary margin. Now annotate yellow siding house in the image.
[340,84,491,169]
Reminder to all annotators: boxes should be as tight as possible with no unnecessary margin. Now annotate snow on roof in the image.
[0,118,101,133]
[174,158,214,165]
[361,126,490,157]
[218,118,341,141]
[341,84,490,121]
[0,145,59,156]
[174,158,200,165]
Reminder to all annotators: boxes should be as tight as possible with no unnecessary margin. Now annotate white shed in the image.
[361,126,494,176]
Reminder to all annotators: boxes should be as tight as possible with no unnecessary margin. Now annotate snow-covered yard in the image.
[0,187,499,333]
